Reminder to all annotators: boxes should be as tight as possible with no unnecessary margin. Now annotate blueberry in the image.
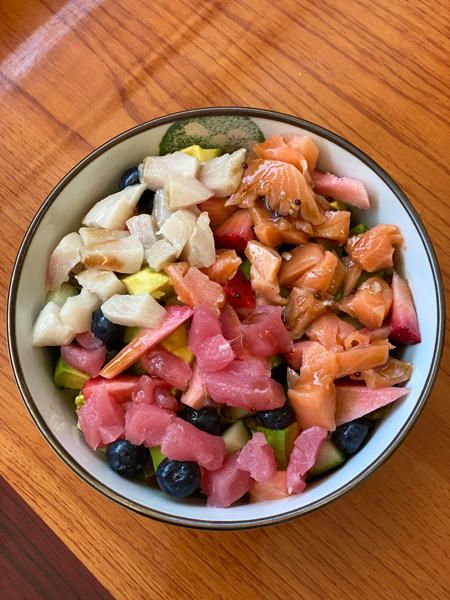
[92,309,123,348]
[119,166,140,190]
[156,458,201,497]
[332,418,371,454]
[137,189,155,215]
[106,439,150,476]
[255,399,296,430]
[179,406,221,436]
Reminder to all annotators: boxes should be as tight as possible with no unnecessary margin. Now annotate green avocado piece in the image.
[366,403,392,420]
[221,419,251,453]
[45,283,79,307]
[315,239,344,257]
[270,354,284,370]
[349,223,369,237]
[74,392,85,410]
[53,357,90,390]
[334,287,343,301]
[150,446,166,471]
[159,116,265,155]
[356,269,385,288]
[123,326,143,344]
[165,295,184,306]
[121,266,173,299]
[179,145,224,161]
[329,200,348,211]
[307,439,345,477]
[238,258,251,280]
[256,421,301,470]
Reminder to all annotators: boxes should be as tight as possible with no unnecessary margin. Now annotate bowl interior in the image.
[9,109,443,528]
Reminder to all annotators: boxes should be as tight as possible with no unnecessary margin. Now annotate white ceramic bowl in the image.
[8,108,445,529]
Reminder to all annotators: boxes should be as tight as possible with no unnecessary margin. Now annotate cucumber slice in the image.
[221,419,251,453]
[45,283,79,307]
[308,439,346,477]
[256,421,300,470]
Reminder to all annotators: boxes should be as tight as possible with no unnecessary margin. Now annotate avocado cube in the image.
[53,357,90,390]
[160,324,189,352]
[74,392,85,410]
[329,200,347,211]
[179,145,223,162]
[238,258,251,280]
[349,223,369,237]
[165,295,184,306]
[256,421,300,470]
[150,446,166,471]
[221,419,251,453]
[121,266,173,299]
[171,346,195,365]
[123,326,143,344]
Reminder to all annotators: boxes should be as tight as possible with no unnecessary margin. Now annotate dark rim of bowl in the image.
[7,107,446,530]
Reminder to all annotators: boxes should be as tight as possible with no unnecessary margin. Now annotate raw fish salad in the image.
[32,134,421,507]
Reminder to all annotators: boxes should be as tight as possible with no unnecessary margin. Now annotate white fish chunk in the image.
[31,302,75,347]
[81,228,144,274]
[126,214,158,252]
[181,211,215,268]
[101,293,166,329]
[46,232,84,292]
[60,288,101,335]
[152,188,173,231]
[199,148,246,197]
[145,239,178,272]
[164,169,213,210]
[160,209,197,257]
[82,183,146,230]
[79,227,129,245]
[75,269,126,303]
[141,152,201,190]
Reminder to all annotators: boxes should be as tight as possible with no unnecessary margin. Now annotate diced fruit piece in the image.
[160,323,188,352]
[332,418,371,454]
[389,272,421,345]
[60,288,101,336]
[100,305,193,379]
[284,340,314,369]
[141,345,192,391]
[221,420,251,453]
[240,305,294,357]
[179,145,223,161]
[61,339,107,378]
[161,419,227,471]
[307,439,345,477]
[45,283,79,307]
[179,406,221,436]
[121,266,173,299]
[75,269,126,303]
[92,309,123,348]
[156,458,201,497]
[201,452,253,508]
[222,270,256,310]
[163,262,226,316]
[256,421,300,470]
[279,243,325,287]
[164,169,213,209]
[123,326,142,344]
[180,211,216,269]
[200,249,241,284]
[203,359,286,412]
[236,432,277,482]
[199,148,246,196]
[150,446,166,471]
[180,361,208,410]
[125,402,177,447]
[101,293,166,329]
[75,392,85,409]
[238,257,251,280]
[338,277,393,329]
[141,152,201,191]
[77,387,125,450]
[46,232,84,292]
[53,356,90,389]
[188,304,236,372]
[255,400,296,430]
[82,375,141,402]
[311,170,370,209]
[286,426,328,494]
[213,208,255,254]
[245,241,286,306]
[334,384,410,426]
[250,471,289,502]
[106,439,150,476]
[349,223,368,237]
[32,302,75,347]
[345,223,406,272]
[82,184,146,230]
[197,197,238,228]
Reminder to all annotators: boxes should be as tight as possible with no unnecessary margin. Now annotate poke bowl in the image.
[7,107,445,529]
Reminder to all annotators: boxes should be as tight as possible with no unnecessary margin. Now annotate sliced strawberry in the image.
[389,272,421,345]
[198,197,238,228]
[222,271,256,309]
[213,208,256,254]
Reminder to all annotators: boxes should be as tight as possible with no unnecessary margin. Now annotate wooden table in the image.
[1,1,449,598]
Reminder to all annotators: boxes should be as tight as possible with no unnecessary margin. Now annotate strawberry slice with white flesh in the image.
[99,305,193,379]
[389,272,421,345]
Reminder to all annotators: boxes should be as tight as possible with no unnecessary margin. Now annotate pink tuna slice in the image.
[141,344,192,391]
[76,331,104,350]
[335,384,410,426]
[77,387,125,450]
[154,386,179,411]
[286,426,328,494]
[284,340,315,369]
[240,305,294,358]
[389,272,421,345]
[202,359,285,412]
[125,402,177,447]
[188,304,235,372]
[236,432,278,482]
[311,170,370,209]
[201,452,253,508]
[131,375,170,404]
[100,305,194,379]
[180,361,208,410]
[219,304,254,361]
[82,375,141,403]
[161,419,227,471]
[61,342,106,377]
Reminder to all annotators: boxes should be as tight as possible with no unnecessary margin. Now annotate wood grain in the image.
[1,0,449,598]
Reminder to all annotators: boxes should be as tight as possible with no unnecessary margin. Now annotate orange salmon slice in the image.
[338,277,393,329]
[200,249,241,284]
[345,223,406,272]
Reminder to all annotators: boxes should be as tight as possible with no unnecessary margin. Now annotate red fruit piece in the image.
[389,272,421,345]
[213,208,256,254]
[82,375,141,403]
[222,271,256,310]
